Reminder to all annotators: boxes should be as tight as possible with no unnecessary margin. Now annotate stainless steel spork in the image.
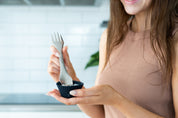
[51,33,73,86]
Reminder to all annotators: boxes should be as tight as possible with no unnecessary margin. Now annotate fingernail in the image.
[50,94,55,97]
[55,52,60,57]
[70,90,77,96]
[47,93,54,97]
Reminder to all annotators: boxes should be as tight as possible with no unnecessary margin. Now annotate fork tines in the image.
[51,32,64,45]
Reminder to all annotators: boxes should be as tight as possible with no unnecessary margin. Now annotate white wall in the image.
[0,2,110,94]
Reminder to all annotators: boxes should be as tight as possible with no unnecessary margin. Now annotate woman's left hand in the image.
[47,85,121,105]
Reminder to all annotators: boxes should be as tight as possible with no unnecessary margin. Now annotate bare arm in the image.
[95,29,107,85]
[77,29,107,118]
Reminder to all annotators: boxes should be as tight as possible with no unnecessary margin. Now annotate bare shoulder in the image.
[174,31,178,56]
[99,29,107,61]
[99,29,107,48]
[99,29,107,66]
[174,31,178,48]
[172,31,178,117]
[172,31,178,89]
[95,29,107,85]
[174,31,178,41]
[173,31,178,74]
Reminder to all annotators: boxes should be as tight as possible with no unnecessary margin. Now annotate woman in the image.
[47,0,178,117]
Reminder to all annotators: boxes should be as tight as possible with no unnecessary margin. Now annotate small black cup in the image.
[56,80,84,98]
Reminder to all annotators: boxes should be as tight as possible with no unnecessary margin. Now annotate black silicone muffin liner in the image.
[56,80,84,98]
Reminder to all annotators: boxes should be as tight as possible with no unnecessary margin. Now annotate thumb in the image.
[47,91,65,102]
[50,45,60,57]
[63,46,71,66]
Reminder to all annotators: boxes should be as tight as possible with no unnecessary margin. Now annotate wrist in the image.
[73,76,85,89]
[112,91,125,108]
[53,77,60,83]
[73,76,80,81]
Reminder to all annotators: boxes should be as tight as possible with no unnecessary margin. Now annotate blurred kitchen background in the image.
[0,0,109,118]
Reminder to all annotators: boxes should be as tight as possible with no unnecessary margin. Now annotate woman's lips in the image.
[124,0,138,4]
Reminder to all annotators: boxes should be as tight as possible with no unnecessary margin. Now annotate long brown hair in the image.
[104,0,178,86]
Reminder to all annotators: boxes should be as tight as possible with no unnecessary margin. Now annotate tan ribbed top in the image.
[97,20,177,118]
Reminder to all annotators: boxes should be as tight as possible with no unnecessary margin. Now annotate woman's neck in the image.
[132,10,151,32]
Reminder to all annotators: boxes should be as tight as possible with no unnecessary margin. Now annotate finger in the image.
[63,46,71,66]
[48,66,60,73]
[47,89,59,95]
[47,89,56,96]
[48,61,60,70]
[50,46,60,57]
[48,90,74,105]
[47,91,66,101]
[69,87,100,97]
[63,46,69,58]
[68,96,100,105]
[52,89,61,96]
[50,55,60,67]
[53,89,60,94]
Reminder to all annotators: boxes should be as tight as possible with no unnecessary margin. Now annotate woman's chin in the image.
[124,7,141,15]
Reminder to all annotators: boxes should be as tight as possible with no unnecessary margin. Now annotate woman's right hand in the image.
[48,46,78,83]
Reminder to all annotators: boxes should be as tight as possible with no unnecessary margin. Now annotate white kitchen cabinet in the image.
[0,112,89,118]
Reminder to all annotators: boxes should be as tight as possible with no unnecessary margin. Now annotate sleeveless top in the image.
[97,20,178,118]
